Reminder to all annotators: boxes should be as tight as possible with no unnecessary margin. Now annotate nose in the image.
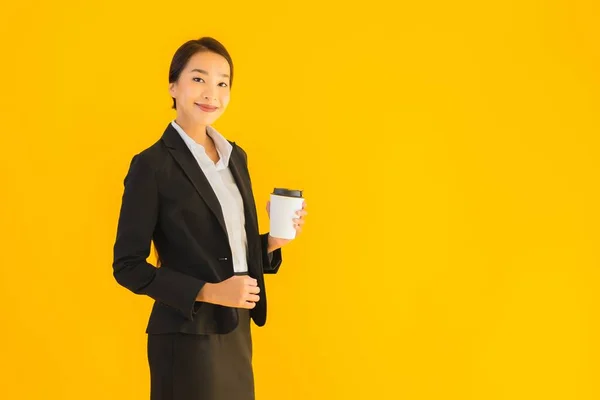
[202,88,217,102]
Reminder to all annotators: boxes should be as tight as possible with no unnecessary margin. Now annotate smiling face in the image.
[168,51,232,126]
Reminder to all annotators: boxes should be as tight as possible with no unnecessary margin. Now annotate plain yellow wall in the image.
[1,1,599,399]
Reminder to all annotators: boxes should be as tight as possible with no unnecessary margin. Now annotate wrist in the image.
[196,282,214,303]
[267,235,279,253]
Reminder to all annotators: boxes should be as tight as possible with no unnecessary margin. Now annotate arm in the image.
[112,153,206,320]
[261,233,283,274]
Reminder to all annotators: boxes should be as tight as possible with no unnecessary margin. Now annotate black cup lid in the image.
[272,188,303,198]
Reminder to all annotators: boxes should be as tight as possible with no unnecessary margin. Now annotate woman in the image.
[112,36,307,400]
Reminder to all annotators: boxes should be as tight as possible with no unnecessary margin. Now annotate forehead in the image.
[185,51,230,75]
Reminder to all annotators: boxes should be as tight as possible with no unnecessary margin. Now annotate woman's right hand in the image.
[197,275,260,309]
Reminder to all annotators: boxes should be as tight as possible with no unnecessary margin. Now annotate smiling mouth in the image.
[195,103,218,112]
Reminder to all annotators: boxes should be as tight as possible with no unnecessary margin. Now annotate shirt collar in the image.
[170,120,233,168]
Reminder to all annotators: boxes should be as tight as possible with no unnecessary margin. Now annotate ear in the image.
[168,82,176,97]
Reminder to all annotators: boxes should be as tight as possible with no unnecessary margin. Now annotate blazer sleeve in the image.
[112,153,206,320]
[260,233,282,274]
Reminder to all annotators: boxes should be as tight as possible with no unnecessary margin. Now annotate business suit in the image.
[112,122,282,399]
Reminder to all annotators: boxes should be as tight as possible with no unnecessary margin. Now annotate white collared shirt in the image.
[171,120,248,274]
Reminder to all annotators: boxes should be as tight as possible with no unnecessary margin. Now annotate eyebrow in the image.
[190,68,230,79]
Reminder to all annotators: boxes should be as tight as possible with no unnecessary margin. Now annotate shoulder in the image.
[132,139,169,166]
[125,139,170,178]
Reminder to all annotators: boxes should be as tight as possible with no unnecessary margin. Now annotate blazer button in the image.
[218,257,228,261]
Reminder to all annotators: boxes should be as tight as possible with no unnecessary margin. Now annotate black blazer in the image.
[112,122,282,335]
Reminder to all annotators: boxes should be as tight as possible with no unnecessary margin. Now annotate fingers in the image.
[240,276,259,308]
[244,276,258,286]
[293,216,305,235]
[248,285,260,294]
[243,301,257,309]
[293,207,307,231]
[245,279,260,301]
[241,292,259,309]
[294,207,307,228]
[246,293,260,303]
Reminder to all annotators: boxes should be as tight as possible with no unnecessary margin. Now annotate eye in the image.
[218,82,229,87]
[193,77,204,83]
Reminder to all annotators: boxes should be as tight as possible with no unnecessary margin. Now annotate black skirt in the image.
[147,308,254,400]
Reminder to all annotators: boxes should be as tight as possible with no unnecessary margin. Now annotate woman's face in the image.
[169,51,231,126]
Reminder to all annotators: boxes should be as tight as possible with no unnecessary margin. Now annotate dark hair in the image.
[168,37,234,110]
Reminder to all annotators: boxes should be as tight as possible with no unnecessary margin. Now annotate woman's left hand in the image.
[266,200,307,252]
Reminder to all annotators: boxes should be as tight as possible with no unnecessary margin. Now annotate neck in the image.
[175,116,210,147]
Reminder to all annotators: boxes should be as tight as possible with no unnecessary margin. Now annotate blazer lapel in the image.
[228,144,263,274]
[160,123,228,236]
[228,146,259,233]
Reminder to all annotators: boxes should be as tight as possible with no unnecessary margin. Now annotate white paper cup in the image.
[269,188,304,239]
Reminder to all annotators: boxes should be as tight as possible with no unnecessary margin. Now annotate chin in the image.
[193,114,220,125]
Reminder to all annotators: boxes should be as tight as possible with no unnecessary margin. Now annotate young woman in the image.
[112,36,307,400]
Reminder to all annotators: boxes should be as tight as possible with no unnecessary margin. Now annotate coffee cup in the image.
[269,188,304,239]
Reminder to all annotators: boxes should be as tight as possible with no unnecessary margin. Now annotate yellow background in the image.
[1,1,599,399]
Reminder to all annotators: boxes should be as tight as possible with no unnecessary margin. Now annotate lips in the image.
[195,103,218,112]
